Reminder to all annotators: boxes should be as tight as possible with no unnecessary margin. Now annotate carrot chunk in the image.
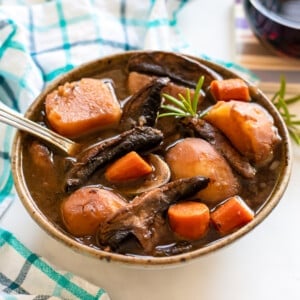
[168,201,210,240]
[210,78,251,102]
[105,151,153,183]
[45,78,121,138]
[211,196,254,235]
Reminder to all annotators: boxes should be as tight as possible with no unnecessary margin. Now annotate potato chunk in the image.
[45,78,122,138]
[204,100,281,165]
[165,138,240,204]
[61,187,126,236]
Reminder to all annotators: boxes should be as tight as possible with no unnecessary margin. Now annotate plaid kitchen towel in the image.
[0,228,110,299]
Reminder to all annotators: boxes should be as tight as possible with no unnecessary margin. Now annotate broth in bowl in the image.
[12,51,291,265]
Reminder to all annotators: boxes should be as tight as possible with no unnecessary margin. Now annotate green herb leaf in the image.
[178,93,194,115]
[162,93,186,111]
[285,95,300,105]
[160,104,186,115]
[271,75,300,145]
[158,76,204,119]
[192,75,204,113]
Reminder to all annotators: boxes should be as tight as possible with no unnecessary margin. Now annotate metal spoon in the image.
[0,101,77,155]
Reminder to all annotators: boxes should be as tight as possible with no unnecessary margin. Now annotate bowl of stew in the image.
[11,51,292,267]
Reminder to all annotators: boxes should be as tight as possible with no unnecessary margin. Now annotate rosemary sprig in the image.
[271,76,300,145]
[158,76,204,118]
[158,74,300,145]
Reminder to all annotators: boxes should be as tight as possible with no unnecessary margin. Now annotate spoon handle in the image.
[0,101,76,155]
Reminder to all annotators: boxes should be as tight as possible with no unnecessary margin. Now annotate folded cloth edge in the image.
[0,228,110,299]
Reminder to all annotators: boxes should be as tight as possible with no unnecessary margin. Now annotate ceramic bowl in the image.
[11,51,292,267]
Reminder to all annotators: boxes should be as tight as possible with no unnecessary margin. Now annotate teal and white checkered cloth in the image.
[0,228,109,299]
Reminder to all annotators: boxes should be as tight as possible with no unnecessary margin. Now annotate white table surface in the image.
[2,1,300,299]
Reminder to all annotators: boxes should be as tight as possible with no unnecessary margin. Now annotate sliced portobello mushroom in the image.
[127,51,221,89]
[97,176,210,254]
[120,77,169,131]
[64,126,164,192]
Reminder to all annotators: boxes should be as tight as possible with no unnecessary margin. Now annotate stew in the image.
[21,51,283,257]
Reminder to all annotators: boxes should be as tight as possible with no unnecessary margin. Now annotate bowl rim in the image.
[11,50,293,267]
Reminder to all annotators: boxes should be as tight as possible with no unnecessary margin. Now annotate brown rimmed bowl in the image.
[11,51,292,267]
